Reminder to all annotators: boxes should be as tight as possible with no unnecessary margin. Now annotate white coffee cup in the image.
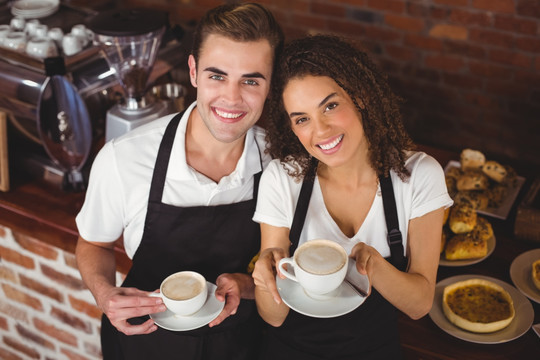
[71,24,89,47]
[10,17,26,32]
[3,32,27,52]
[24,19,40,38]
[47,27,64,48]
[62,33,82,56]
[34,24,49,39]
[150,271,208,317]
[26,37,58,58]
[279,239,348,299]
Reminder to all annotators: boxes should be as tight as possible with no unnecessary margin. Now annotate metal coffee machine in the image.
[88,9,172,142]
[0,4,189,190]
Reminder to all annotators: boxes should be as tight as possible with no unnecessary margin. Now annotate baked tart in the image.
[532,259,540,291]
[442,279,515,333]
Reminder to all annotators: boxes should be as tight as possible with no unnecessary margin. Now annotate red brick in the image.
[407,2,429,17]
[365,25,401,42]
[444,41,486,59]
[442,73,483,89]
[473,0,515,14]
[3,337,38,359]
[0,245,35,269]
[516,0,540,18]
[385,14,425,32]
[312,1,346,17]
[19,274,63,303]
[489,49,532,68]
[0,347,23,360]
[366,0,405,13]
[33,317,78,346]
[516,36,540,52]
[424,54,465,71]
[12,233,58,261]
[494,15,538,35]
[385,44,418,61]
[449,9,492,27]
[291,13,327,29]
[0,301,29,322]
[464,93,500,109]
[68,295,102,320]
[63,252,78,270]
[327,19,366,37]
[0,315,7,330]
[434,0,468,6]
[401,64,441,82]
[429,24,468,40]
[469,28,514,48]
[485,80,529,98]
[40,263,86,291]
[0,227,6,238]
[535,57,540,71]
[430,7,449,20]
[50,307,92,334]
[2,284,43,311]
[15,323,55,350]
[0,265,17,282]
[404,34,444,51]
[469,61,509,77]
[332,0,367,5]
[59,347,90,360]
[83,341,102,358]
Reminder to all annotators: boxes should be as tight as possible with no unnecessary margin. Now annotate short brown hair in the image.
[191,3,283,66]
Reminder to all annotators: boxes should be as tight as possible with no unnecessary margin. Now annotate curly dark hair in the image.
[266,34,415,181]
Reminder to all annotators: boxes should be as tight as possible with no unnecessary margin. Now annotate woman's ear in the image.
[188,55,198,88]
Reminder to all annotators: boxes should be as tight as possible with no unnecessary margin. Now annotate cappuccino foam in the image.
[162,273,204,300]
[296,242,346,275]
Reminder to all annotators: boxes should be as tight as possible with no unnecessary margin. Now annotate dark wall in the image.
[122,0,540,171]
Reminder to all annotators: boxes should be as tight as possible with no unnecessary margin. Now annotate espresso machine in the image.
[87,9,172,142]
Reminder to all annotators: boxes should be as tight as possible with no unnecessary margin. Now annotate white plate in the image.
[149,282,224,331]
[444,160,525,220]
[11,0,59,18]
[276,275,367,318]
[510,249,540,304]
[429,274,534,344]
[439,234,496,267]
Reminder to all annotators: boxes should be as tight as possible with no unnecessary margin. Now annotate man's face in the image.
[188,34,273,144]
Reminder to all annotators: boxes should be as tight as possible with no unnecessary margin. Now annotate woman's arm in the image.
[351,207,444,319]
[252,223,292,326]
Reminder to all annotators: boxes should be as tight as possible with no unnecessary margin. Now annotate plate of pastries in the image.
[444,148,525,220]
[429,274,534,344]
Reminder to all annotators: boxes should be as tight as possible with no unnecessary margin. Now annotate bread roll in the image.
[454,190,489,210]
[485,184,508,208]
[446,166,463,180]
[449,203,477,234]
[457,171,490,191]
[482,161,507,183]
[471,217,493,242]
[444,232,487,260]
[445,176,457,198]
[460,149,486,171]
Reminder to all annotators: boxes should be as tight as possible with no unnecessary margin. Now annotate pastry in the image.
[444,231,487,260]
[533,259,540,291]
[445,166,463,180]
[460,149,486,171]
[456,171,489,191]
[485,184,508,208]
[482,161,507,183]
[445,176,457,198]
[449,203,477,234]
[453,190,489,210]
[442,278,515,333]
[470,216,493,242]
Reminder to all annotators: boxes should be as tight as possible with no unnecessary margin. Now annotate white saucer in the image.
[149,282,224,331]
[11,0,59,18]
[510,248,540,304]
[276,275,366,318]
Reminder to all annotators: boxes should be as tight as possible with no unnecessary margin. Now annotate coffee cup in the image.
[0,25,10,45]
[62,33,82,56]
[24,19,40,38]
[3,32,27,52]
[150,271,208,317]
[278,239,348,299]
[26,37,58,58]
[10,17,26,32]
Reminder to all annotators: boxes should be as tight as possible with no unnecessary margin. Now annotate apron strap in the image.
[289,158,318,254]
[289,161,407,270]
[379,175,407,271]
[148,111,186,203]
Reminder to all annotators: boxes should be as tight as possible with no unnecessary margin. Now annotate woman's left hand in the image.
[208,273,254,327]
[350,242,384,280]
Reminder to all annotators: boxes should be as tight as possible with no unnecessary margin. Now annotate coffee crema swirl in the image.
[296,242,346,275]
[162,273,204,300]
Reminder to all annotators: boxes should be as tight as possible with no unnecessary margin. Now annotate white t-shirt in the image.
[253,151,453,257]
[76,102,270,259]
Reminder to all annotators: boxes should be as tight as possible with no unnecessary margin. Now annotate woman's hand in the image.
[252,247,288,304]
[209,272,255,327]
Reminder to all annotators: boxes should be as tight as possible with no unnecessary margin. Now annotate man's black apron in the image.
[260,159,407,360]
[101,112,263,359]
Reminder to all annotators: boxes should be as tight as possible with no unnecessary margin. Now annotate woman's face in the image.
[283,75,368,169]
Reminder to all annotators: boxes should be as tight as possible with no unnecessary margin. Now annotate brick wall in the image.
[122,0,540,170]
[0,226,124,360]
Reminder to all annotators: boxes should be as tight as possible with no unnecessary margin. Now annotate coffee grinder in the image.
[87,9,170,141]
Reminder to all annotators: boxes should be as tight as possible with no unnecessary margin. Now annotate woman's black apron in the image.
[260,160,407,360]
[101,112,263,359]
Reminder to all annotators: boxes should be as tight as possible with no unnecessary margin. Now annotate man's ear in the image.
[188,54,198,88]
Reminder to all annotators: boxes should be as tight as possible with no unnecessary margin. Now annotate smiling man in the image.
[74,3,283,359]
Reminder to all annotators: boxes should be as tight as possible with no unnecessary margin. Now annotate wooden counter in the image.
[0,144,538,359]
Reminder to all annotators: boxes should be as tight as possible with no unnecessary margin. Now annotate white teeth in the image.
[319,135,343,150]
[215,109,242,119]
